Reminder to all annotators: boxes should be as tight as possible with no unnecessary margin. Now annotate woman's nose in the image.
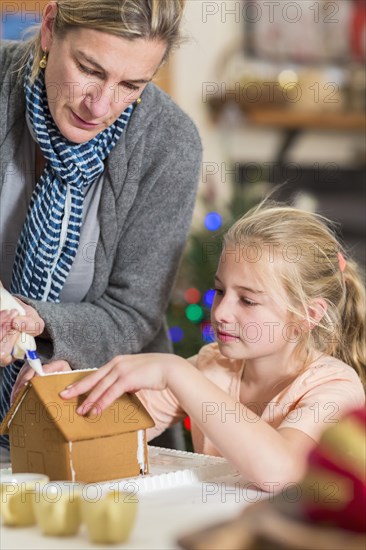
[83,83,111,119]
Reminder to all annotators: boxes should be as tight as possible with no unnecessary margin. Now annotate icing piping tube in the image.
[0,287,44,375]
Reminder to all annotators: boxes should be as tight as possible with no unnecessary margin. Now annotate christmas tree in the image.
[166,179,266,448]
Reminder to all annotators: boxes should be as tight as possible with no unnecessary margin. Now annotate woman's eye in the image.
[213,287,223,296]
[78,63,99,77]
[121,82,140,91]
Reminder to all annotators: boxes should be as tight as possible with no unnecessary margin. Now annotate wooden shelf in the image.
[244,109,366,131]
[208,97,366,131]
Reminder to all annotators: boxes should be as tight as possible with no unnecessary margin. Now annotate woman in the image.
[0,0,202,451]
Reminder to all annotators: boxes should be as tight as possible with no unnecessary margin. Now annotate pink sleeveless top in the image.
[137,343,365,456]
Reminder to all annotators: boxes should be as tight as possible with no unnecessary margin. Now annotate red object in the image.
[184,416,191,431]
[184,288,201,304]
[303,408,366,533]
[351,0,366,59]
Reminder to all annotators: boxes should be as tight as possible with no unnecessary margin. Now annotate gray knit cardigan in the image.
[0,41,202,369]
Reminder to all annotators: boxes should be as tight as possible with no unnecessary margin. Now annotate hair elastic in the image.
[338,252,346,273]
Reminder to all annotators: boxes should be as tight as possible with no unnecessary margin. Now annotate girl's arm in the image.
[60,354,316,489]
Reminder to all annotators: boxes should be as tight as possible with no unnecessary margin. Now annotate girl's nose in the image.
[212,295,236,324]
[83,83,111,119]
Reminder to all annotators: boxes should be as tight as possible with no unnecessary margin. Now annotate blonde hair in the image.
[224,202,366,386]
[24,0,186,82]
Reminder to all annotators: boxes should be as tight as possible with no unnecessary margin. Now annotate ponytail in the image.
[225,202,366,388]
[337,260,366,386]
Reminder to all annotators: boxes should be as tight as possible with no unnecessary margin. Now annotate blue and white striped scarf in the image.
[0,57,134,445]
[13,57,134,301]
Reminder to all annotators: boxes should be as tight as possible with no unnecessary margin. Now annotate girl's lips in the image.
[216,331,239,343]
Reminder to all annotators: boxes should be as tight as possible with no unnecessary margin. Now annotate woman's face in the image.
[41,27,167,143]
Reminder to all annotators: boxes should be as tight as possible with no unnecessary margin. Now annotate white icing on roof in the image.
[7,390,29,428]
[39,368,98,377]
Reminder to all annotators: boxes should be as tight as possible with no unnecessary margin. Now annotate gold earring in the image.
[39,50,48,69]
[136,98,142,105]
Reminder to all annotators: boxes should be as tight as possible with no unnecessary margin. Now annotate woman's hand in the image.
[0,310,19,366]
[60,353,179,415]
[11,298,45,338]
[0,297,45,367]
[11,360,72,404]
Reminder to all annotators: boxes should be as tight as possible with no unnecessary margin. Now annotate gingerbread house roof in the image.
[0,370,155,441]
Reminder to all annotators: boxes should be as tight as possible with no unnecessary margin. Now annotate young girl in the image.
[60,203,366,489]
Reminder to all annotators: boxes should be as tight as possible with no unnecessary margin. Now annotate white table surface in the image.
[1,449,266,550]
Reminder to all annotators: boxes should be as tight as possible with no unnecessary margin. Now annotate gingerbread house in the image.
[0,370,155,483]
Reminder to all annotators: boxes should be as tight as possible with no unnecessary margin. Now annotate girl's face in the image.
[211,249,297,361]
[40,26,166,143]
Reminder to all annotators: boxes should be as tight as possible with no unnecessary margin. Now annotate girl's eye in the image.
[213,287,223,296]
[242,298,256,306]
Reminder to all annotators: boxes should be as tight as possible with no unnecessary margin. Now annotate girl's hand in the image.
[11,360,72,404]
[0,309,19,366]
[60,354,174,415]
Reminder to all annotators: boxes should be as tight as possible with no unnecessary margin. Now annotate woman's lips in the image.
[71,110,100,128]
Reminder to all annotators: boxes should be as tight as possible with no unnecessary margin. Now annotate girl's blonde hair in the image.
[25,0,186,82]
[224,201,366,385]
